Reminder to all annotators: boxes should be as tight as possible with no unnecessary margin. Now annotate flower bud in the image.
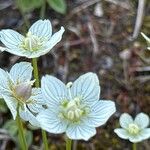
[15,81,33,101]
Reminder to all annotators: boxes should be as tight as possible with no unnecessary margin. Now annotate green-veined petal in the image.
[3,95,17,120]
[66,122,96,141]
[139,128,150,141]
[114,128,129,139]
[41,75,67,108]
[29,19,52,39]
[119,113,133,129]
[71,72,100,106]
[36,109,68,134]
[27,88,45,113]
[19,108,40,127]
[0,69,10,94]
[128,135,143,143]
[0,29,24,49]
[84,100,116,127]
[9,62,33,83]
[134,113,149,129]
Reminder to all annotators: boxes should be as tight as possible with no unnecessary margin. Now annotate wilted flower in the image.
[0,62,45,126]
[141,32,150,50]
[37,72,116,140]
[0,19,65,58]
[114,113,150,143]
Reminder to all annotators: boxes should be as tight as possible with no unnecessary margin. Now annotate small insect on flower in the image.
[114,113,150,143]
[0,62,45,126]
[0,19,65,58]
[141,32,150,50]
[37,72,116,141]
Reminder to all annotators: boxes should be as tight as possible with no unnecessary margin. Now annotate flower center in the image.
[127,123,140,135]
[59,97,89,122]
[20,32,46,51]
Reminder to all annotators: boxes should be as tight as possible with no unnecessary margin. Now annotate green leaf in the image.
[0,98,8,113]
[16,0,43,12]
[47,0,67,14]
[3,119,33,148]
[26,130,33,147]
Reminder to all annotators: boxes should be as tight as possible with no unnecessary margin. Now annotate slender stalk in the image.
[32,58,49,150]
[16,105,28,150]
[17,0,30,29]
[66,137,72,150]
[132,143,137,150]
[32,58,40,87]
[40,0,46,19]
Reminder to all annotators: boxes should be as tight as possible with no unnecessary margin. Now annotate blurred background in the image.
[0,0,150,149]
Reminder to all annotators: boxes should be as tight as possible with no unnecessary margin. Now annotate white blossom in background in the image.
[0,62,45,126]
[141,32,150,50]
[37,72,116,141]
[0,19,65,58]
[114,113,150,143]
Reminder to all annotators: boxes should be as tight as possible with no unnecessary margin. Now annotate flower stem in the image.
[16,106,28,150]
[32,58,49,150]
[132,143,137,150]
[66,137,72,150]
[40,0,46,19]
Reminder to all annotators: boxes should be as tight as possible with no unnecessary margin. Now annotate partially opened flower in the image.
[0,62,45,126]
[37,72,116,141]
[0,19,65,58]
[141,32,150,50]
[114,113,150,143]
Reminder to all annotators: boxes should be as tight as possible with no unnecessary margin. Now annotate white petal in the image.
[140,128,150,141]
[27,88,45,113]
[19,108,40,127]
[36,109,67,134]
[114,128,129,139]
[29,19,52,39]
[84,100,116,127]
[119,113,133,129]
[3,95,17,119]
[66,122,96,141]
[9,62,33,83]
[129,135,143,143]
[134,113,149,129]
[71,72,100,106]
[0,46,7,52]
[0,29,24,49]
[41,75,67,108]
[0,68,10,94]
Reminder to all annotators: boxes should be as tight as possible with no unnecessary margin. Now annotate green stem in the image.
[32,58,40,87]
[132,143,137,150]
[17,0,30,29]
[40,0,46,19]
[32,58,49,150]
[16,105,28,150]
[66,137,72,150]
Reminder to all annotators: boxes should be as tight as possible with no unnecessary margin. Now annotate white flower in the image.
[0,19,65,58]
[114,113,150,143]
[37,72,116,141]
[0,62,45,126]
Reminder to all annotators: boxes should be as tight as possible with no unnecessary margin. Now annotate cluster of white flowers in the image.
[0,19,149,143]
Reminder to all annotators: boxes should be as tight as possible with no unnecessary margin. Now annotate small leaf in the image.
[26,130,33,147]
[16,0,43,12]
[47,0,67,14]
[0,98,8,113]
